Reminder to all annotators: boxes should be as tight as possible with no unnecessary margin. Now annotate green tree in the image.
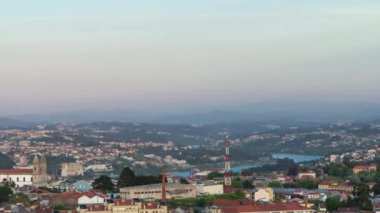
[196,197,206,207]
[9,192,30,204]
[0,186,13,203]
[268,181,282,188]
[92,175,114,193]
[373,183,380,195]
[232,178,243,189]
[243,180,255,189]
[326,197,344,211]
[207,172,223,180]
[299,179,318,189]
[117,167,136,188]
[354,183,372,210]
[0,153,15,169]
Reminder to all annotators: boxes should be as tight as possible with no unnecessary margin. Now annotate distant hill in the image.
[0,117,28,127]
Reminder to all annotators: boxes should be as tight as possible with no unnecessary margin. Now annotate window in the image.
[23,177,25,182]
[17,177,19,181]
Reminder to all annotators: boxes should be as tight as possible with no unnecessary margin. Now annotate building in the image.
[0,154,48,188]
[213,203,313,213]
[61,163,84,177]
[0,168,33,187]
[196,182,224,196]
[73,180,93,192]
[244,188,274,202]
[78,192,107,205]
[32,155,48,187]
[78,199,168,213]
[353,164,377,174]
[318,180,353,193]
[297,171,316,180]
[120,183,196,200]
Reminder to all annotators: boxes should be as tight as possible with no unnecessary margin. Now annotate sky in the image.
[1,0,380,116]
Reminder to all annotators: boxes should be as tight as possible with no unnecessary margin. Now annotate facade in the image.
[32,155,48,187]
[318,180,354,193]
[62,163,84,177]
[353,164,377,174]
[297,171,316,180]
[120,183,196,200]
[78,192,107,205]
[78,200,168,213]
[244,188,274,202]
[253,188,274,202]
[196,183,224,196]
[74,180,93,192]
[0,169,33,187]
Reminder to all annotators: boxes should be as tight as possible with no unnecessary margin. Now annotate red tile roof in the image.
[142,203,159,209]
[213,199,254,207]
[114,199,133,206]
[0,169,33,174]
[222,203,310,213]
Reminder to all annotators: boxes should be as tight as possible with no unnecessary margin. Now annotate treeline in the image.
[0,153,15,169]
[92,167,163,193]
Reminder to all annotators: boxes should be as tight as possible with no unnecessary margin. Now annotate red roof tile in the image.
[222,203,310,213]
[0,169,33,174]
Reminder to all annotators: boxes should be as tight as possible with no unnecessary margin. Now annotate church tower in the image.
[32,155,48,187]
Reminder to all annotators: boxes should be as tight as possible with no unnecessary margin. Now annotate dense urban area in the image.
[1,120,380,212]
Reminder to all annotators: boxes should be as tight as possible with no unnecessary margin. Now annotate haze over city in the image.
[1,0,380,120]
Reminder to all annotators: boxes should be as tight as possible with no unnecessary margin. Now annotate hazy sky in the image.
[1,0,380,116]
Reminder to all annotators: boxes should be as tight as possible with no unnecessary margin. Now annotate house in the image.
[244,188,274,202]
[318,180,353,193]
[78,192,107,205]
[61,163,84,177]
[353,164,377,174]
[120,183,196,200]
[73,180,93,192]
[196,182,224,196]
[0,169,33,187]
[297,171,316,180]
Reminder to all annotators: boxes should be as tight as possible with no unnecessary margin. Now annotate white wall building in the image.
[0,169,33,187]
[196,182,224,196]
[77,193,107,205]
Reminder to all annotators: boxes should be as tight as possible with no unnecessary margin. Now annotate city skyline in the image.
[1,0,379,116]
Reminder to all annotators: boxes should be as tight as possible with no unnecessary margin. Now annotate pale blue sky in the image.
[1,1,379,115]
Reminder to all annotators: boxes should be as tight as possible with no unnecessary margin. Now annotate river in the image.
[169,153,323,178]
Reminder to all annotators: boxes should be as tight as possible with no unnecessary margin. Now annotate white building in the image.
[0,169,33,187]
[196,182,224,196]
[297,171,316,180]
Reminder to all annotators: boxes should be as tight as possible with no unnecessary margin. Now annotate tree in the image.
[207,172,223,180]
[287,165,299,176]
[9,193,30,204]
[268,181,282,188]
[243,180,255,189]
[92,175,114,193]
[0,153,15,169]
[180,178,188,184]
[196,197,206,207]
[232,178,243,189]
[117,167,136,188]
[299,179,318,189]
[354,183,372,210]
[373,183,380,195]
[326,197,343,211]
[0,186,13,203]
